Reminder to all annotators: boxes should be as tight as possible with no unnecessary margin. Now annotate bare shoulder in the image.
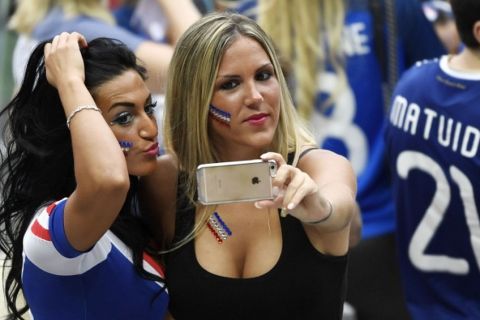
[139,153,179,208]
[158,153,178,170]
[154,153,179,184]
[139,153,179,245]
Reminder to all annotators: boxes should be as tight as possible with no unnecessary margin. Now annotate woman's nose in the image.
[244,82,264,107]
[139,114,158,140]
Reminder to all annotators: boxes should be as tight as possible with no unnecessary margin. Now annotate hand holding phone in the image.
[196,159,278,205]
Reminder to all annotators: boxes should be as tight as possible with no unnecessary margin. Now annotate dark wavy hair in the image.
[0,37,163,319]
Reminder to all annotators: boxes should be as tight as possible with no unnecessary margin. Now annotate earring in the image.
[119,141,133,154]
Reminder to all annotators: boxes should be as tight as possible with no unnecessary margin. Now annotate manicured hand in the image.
[254,152,319,221]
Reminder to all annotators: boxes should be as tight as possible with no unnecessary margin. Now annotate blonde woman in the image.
[9,0,200,93]
[141,12,357,319]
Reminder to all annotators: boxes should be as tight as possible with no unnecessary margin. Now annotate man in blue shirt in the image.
[386,0,480,318]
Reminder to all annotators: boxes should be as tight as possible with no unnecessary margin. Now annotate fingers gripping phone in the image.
[196,159,278,205]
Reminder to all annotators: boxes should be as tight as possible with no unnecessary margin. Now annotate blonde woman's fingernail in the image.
[254,202,262,209]
[287,202,295,210]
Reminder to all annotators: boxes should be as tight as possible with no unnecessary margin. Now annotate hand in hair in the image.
[44,32,88,89]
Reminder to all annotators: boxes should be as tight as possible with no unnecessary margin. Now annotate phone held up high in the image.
[196,159,278,205]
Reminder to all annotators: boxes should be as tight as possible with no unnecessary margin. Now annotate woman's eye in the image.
[220,80,239,90]
[145,101,157,116]
[110,112,134,126]
[256,71,272,81]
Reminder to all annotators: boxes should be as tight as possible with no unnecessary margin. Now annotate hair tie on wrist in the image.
[304,200,333,225]
[66,105,101,129]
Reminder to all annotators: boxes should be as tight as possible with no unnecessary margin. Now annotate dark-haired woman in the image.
[0,32,168,320]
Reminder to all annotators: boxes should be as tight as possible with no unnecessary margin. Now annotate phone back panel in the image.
[196,160,275,205]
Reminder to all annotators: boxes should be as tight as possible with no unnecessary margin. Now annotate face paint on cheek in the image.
[119,141,133,155]
[209,104,231,127]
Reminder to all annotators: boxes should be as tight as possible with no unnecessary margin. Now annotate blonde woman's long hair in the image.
[163,12,316,249]
[9,0,114,34]
[258,0,346,119]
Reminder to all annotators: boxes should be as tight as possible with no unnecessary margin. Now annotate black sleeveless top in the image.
[166,153,348,319]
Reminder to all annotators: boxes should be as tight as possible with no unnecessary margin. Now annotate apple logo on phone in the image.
[251,177,260,184]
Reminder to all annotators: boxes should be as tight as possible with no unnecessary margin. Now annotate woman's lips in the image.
[144,142,159,156]
[245,113,269,125]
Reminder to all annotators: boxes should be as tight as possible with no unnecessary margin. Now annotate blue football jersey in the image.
[385,56,480,319]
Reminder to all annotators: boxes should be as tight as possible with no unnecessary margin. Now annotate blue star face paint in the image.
[209,104,231,126]
[119,141,133,154]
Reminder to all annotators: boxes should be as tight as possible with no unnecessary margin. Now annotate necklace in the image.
[207,211,232,244]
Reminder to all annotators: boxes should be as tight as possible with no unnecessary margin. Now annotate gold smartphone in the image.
[196,159,278,205]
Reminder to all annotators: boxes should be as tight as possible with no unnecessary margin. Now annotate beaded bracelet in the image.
[66,105,101,129]
[304,200,333,225]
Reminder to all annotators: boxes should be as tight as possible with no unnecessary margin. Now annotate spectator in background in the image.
[422,0,462,54]
[8,0,200,94]
[235,0,447,319]
[113,0,173,44]
[385,0,480,318]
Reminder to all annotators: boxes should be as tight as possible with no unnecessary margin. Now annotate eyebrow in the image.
[216,62,273,79]
[108,94,152,112]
